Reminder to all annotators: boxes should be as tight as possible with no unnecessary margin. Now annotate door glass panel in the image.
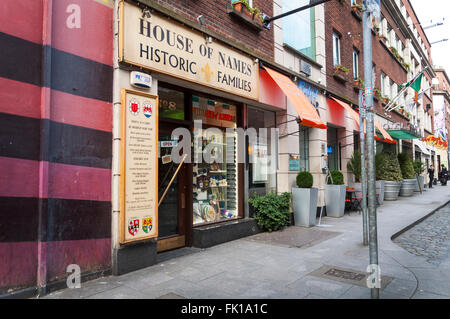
[158,132,179,237]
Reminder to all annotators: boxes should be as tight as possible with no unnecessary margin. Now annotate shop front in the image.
[112,1,278,273]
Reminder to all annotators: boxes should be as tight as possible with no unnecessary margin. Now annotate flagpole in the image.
[385,66,428,112]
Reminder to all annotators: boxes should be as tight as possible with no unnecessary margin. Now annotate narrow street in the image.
[43,186,450,299]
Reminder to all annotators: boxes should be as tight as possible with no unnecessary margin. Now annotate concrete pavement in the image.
[42,186,450,299]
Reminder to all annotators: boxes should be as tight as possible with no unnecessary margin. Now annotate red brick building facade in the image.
[143,0,274,61]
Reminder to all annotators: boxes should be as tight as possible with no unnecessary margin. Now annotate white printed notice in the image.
[121,89,158,243]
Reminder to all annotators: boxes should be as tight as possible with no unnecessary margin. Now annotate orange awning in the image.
[330,97,396,144]
[374,121,396,144]
[263,66,327,129]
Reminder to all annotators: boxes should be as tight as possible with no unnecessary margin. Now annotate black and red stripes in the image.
[0,0,114,294]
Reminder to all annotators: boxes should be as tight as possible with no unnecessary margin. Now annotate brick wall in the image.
[148,0,274,61]
[325,0,364,104]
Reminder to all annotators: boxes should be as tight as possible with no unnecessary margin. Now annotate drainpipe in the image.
[37,0,53,297]
[111,0,121,265]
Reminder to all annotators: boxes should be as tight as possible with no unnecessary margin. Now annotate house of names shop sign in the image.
[119,1,259,100]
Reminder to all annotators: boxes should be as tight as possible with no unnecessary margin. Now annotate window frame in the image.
[352,48,359,79]
[333,32,341,66]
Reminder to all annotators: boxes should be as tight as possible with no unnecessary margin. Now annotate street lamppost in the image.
[363,0,380,299]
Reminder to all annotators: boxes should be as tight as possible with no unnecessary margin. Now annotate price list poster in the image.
[120,89,159,243]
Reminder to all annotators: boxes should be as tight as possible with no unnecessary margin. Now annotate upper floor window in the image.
[282,0,316,60]
[372,64,376,87]
[381,72,387,96]
[387,24,393,46]
[353,49,359,79]
[333,32,341,66]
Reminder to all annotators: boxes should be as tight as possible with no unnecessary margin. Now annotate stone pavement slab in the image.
[42,186,450,299]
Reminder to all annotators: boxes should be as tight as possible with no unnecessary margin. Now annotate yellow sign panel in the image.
[119,1,259,100]
[120,89,159,243]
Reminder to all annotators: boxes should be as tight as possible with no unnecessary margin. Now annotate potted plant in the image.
[354,77,364,88]
[231,0,253,19]
[374,88,382,101]
[351,3,363,12]
[325,170,346,218]
[413,160,425,192]
[334,64,350,76]
[375,153,387,204]
[379,35,388,43]
[381,96,390,105]
[248,192,292,232]
[292,172,318,227]
[398,153,416,197]
[347,150,362,182]
[402,62,410,72]
[378,152,403,201]
[333,65,350,82]
[347,150,364,201]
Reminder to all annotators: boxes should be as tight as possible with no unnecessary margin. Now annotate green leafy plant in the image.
[351,3,363,11]
[296,171,314,188]
[327,170,344,185]
[413,160,425,175]
[354,77,364,88]
[374,88,382,100]
[397,153,415,179]
[248,192,292,232]
[377,152,403,181]
[347,150,362,182]
[402,62,410,72]
[334,64,350,74]
[232,0,264,22]
[375,153,388,180]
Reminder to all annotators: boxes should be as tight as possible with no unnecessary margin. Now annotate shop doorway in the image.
[157,124,189,252]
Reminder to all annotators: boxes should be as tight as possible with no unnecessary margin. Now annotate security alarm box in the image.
[130,71,152,89]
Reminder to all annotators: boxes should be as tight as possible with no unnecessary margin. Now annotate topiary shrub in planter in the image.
[325,170,346,217]
[292,172,318,227]
[398,153,415,179]
[296,171,313,188]
[248,192,292,232]
[398,153,416,197]
[378,152,403,201]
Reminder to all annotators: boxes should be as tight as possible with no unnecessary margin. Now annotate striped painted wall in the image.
[0,0,113,294]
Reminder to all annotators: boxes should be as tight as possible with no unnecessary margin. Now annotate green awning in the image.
[386,130,422,140]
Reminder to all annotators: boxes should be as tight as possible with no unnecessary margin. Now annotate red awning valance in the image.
[329,97,396,144]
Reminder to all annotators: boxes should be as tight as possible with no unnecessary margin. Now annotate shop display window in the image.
[192,96,238,225]
[158,86,185,120]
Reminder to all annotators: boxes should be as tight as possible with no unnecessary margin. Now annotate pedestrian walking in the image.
[428,164,435,188]
[440,164,448,186]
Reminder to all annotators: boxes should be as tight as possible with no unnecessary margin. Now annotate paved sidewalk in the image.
[42,186,450,299]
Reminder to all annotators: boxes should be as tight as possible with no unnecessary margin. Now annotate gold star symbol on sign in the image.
[201,63,214,82]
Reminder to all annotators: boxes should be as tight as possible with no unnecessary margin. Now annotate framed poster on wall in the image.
[120,89,159,244]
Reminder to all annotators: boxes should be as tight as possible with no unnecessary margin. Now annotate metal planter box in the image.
[384,181,401,201]
[414,176,425,192]
[292,187,318,227]
[325,184,346,218]
[400,179,416,197]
